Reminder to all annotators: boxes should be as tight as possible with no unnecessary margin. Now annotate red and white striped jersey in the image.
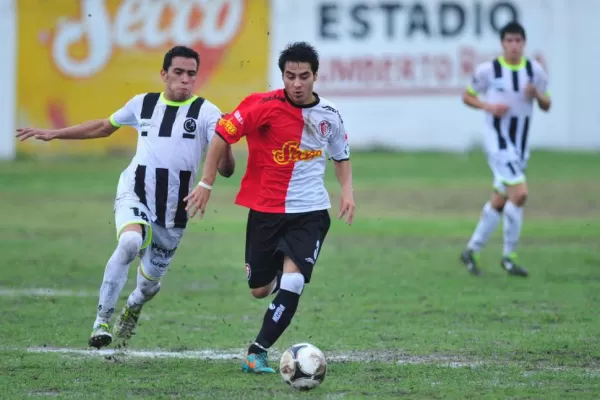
[215,89,350,214]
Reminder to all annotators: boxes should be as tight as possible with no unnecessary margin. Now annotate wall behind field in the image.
[0,0,598,160]
[7,0,270,159]
[270,0,599,152]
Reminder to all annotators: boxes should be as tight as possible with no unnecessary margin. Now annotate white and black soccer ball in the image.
[279,343,327,390]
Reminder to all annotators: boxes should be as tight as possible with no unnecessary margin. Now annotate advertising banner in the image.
[16,0,269,156]
[269,0,569,151]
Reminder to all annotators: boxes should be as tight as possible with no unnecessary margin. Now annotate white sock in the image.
[94,231,142,327]
[126,266,161,311]
[467,202,502,252]
[503,201,523,257]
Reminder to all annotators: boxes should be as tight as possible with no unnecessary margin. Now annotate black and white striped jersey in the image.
[467,57,549,161]
[110,92,221,229]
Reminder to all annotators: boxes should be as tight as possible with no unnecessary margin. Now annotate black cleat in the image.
[500,254,528,277]
[460,249,482,276]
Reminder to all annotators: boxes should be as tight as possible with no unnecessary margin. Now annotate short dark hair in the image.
[278,42,319,74]
[500,22,526,40]
[162,46,199,71]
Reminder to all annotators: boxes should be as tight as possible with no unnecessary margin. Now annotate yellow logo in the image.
[272,141,323,165]
[218,118,238,135]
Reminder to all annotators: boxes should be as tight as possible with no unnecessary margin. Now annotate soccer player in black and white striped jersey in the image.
[459,22,551,277]
[16,46,235,348]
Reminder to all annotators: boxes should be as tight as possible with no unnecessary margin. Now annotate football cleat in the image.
[89,323,112,349]
[501,253,528,277]
[113,306,142,340]
[241,352,276,374]
[460,249,482,276]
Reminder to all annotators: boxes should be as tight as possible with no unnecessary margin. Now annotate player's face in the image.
[283,62,317,105]
[161,56,198,102]
[501,33,525,61]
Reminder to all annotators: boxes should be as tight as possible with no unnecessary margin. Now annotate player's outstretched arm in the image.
[217,144,235,178]
[16,119,118,142]
[203,134,230,186]
[185,134,229,219]
[334,160,355,225]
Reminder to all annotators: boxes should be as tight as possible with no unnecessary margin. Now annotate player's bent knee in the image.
[118,231,143,262]
[512,192,528,206]
[490,193,506,212]
[507,185,528,206]
[250,286,271,299]
[280,272,305,295]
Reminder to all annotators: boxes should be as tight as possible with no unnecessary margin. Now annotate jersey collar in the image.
[283,90,320,108]
[159,92,198,106]
[498,56,526,71]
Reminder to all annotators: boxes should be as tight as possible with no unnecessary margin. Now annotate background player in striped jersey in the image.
[16,46,235,349]
[459,22,551,277]
[185,42,354,374]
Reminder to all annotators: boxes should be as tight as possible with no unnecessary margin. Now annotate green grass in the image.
[0,151,599,399]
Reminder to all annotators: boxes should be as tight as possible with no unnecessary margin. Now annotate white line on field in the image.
[24,346,481,367]
[0,288,96,297]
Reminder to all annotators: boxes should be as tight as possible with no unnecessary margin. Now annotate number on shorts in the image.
[130,207,149,222]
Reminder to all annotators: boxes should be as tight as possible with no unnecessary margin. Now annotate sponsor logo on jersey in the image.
[183,118,197,133]
[272,141,323,165]
[218,118,238,135]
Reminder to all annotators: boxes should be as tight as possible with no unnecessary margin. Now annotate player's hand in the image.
[524,83,538,99]
[485,103,509,117]
[15,128,56,142]
[338,187,355,225]
[184,184,212,219]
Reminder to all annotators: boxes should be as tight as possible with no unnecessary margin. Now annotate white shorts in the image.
[114,199,184,281]
[487,152,527,195]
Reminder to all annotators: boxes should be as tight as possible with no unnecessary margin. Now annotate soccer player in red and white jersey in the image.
[185,42,355,373]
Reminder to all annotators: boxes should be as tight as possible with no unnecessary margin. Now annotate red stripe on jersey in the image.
[237,92,304,212]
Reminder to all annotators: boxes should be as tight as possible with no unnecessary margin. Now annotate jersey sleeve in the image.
[532,61,550,97]
[214,94,265,144]
[466,63,491,96]
[109,95,141,128]
[199,101,223,146]
[327,114,350,162]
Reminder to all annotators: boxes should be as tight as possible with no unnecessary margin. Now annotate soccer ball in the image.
[279,343,327,390]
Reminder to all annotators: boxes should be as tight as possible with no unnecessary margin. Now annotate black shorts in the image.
[244,209,331,289]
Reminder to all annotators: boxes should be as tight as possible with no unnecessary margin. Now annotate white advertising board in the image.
[269,0,594,151]
[0,0,16,160]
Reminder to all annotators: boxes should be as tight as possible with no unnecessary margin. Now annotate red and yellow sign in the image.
[272,141,323,165]
[16,0,269,156]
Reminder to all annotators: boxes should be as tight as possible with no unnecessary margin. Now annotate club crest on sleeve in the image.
[319,120,331,136]
[183,118,197,133]
[245,263,251,280]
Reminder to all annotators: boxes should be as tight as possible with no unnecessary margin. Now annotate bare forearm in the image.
[462,92,489,111]
[536,93,551,111]
[217,145,236,178]
[53,119,116,140]
[201,135,229,185]
[334,160,353,191]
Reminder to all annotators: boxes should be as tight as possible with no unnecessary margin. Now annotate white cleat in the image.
[88,323,112,349]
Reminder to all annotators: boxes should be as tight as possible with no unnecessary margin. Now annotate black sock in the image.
[253,289,300,350]
[248,342,267,355]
